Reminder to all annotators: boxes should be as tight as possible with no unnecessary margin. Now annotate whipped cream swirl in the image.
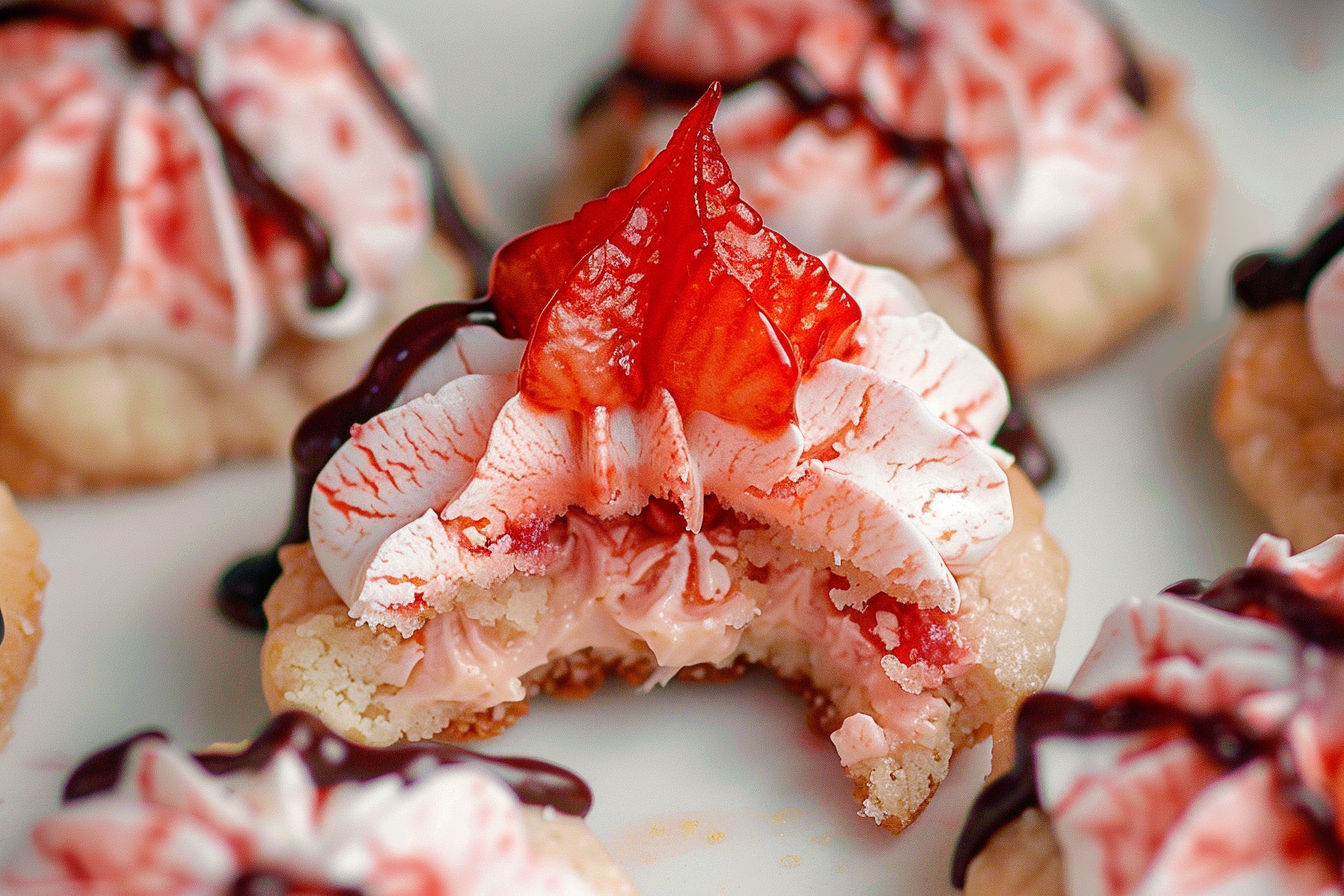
[1030,534,1344,896]
[623,0,1142,268]
[0,0,434,377]
[309,248,1012,658]
[1,725,599,894]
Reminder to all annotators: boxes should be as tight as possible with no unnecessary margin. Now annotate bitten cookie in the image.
[558,0,1213,385]
[0,0,487,494]
[0,711,636,894]
[258,90,1068,834]
[954,534,1344,896]
[1216,178,1344,550]
[0,483,44,748]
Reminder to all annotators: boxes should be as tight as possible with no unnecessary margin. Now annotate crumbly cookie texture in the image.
[0,242,469,496]
[1214,303,1344,551]
[262,467,1066,833]
[0,483,45,747]
[557,61,1211,384]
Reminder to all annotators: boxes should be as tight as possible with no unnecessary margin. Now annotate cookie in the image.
[558,0,1212,385]
[0,710,636,894]
[256,90,1068,833]
[954,534,1344,895]
[0,483,44,749]
[1216,179,1344,550]
[0,0,488,494]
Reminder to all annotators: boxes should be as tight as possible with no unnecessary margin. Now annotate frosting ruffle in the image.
[1036,534,1344,896]
[1,735,597,895]
[623,0,1141,267]
[310,250,1012,651]
[0,0,433,378]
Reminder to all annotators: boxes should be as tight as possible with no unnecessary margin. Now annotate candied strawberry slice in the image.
[521,228,650,411]
[509,86,859,430]
[489,92,705,339]
[646,253,802,430]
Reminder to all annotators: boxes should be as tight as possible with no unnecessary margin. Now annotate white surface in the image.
[2,1,1343,893]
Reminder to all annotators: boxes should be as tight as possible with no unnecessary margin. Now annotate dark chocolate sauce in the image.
[993,393,1055,486]
[575,2,1150,485]
[950,566,1344,888]
[950,693,1277,887]
[0,0,491,300]
[1181,565,1344,649]
[1233,210,1344,312]
[229,873,362,896]
[64,709,593,817]
[216,300,492,628]
[864,0,920,49]
[0,605,5,648]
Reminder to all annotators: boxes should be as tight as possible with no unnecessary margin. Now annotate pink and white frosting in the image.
[0,0,434,378]
[1034,534,1344,896]
[622,0,1142,269]
[310,250,1011,637]
[1,734,598,895]
[1304,180,1344,387]
[300,246,1015,784]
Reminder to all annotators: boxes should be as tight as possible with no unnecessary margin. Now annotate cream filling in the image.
[384,505,971,758]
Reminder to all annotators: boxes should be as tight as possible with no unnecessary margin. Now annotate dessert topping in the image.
[1234,181,1344,388]
[496,86,859,431]
[4,711,595,894]
[0,0,488,377]
[953,534,1344,894]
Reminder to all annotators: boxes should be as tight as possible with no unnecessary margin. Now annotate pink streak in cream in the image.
[308,249,1011,749]
[623,0,1141,268]
[0,0,432,378]
[1034,534,1344,896]
[1,738,599,895]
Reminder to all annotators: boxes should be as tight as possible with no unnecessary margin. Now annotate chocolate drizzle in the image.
[950,566,1344,888]
[1,0,509,628]
[0,0,491,301]
[575,2,1151,485]
[217,299,492,629]
[62,710,591,894]
[64,709,593,816]
[1087,0,1151,110]
[278,0,492,292]
[229,873,362,896]
[1233,210,1344,312]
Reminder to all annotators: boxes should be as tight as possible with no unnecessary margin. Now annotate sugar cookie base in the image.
[0,240,472,496]
[0,483,45,748]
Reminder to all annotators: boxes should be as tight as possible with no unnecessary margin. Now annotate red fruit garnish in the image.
[490,86,861,431]
[844,595,970,669]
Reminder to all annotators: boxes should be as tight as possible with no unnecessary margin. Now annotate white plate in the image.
[3,1,1344,893]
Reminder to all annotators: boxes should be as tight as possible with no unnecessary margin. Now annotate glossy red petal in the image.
[511,84,859,431]
[490,89,714,339]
